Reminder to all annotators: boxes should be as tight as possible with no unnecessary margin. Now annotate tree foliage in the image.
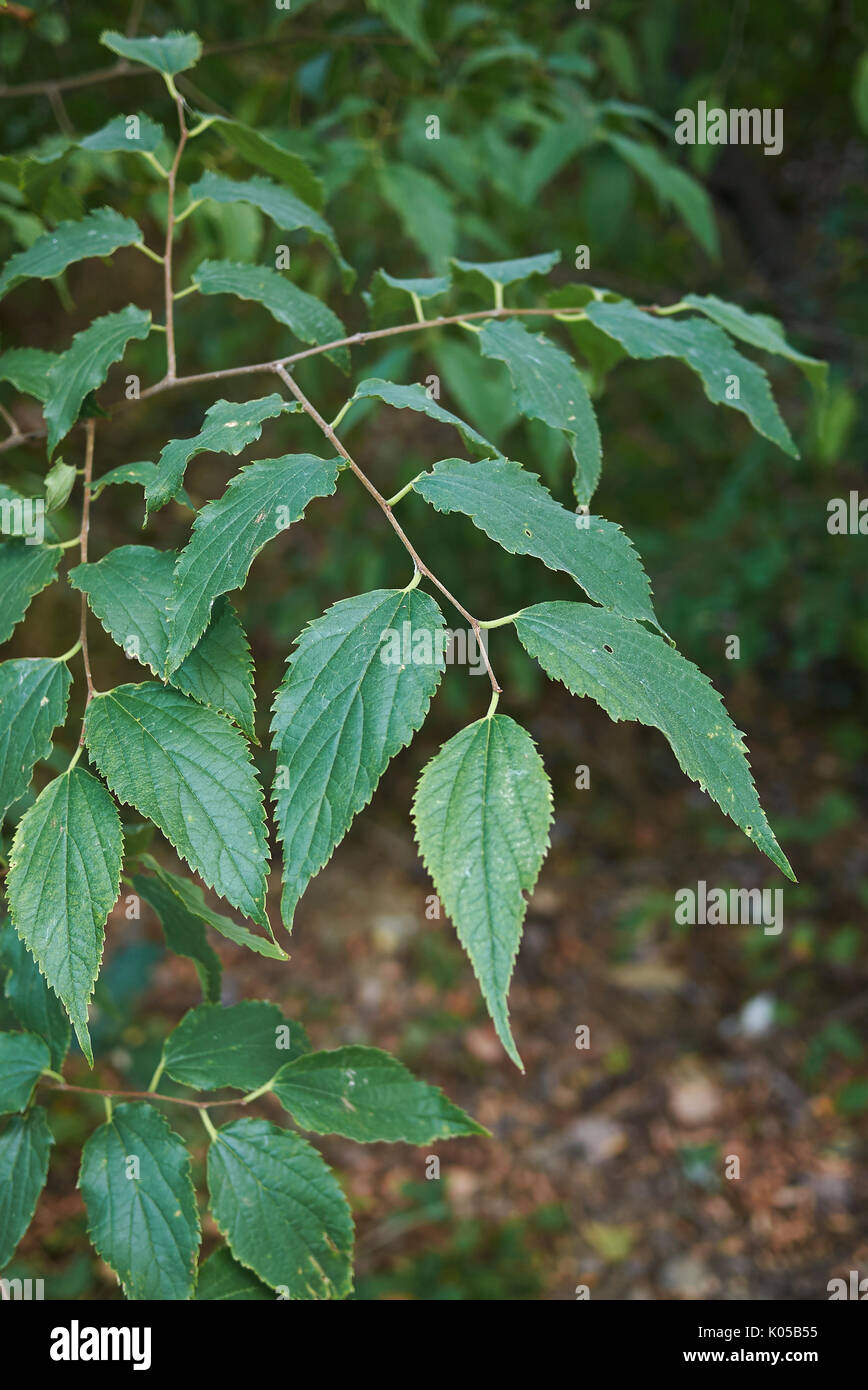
[0,15,820,1300]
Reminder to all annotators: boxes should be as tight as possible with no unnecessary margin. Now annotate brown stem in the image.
[42,1079,243,1111]
[78,421,96,740]
[0,400,22,440]
[273,364,502,694]
[0,303,611,457]
[162,93,189,382]
[0,62,133,99]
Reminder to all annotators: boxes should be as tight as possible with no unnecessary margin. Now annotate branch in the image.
[273,363,502,695]
[75,420,97,740]
[162,91,189,382]
[0,304,594,457]
[41,1078,246,1111]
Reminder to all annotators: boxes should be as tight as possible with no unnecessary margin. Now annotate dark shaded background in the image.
[1,0,866,1299]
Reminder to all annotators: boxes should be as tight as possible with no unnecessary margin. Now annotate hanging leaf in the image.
[134,855,286,960]
[204,117,324,209]
[348,378,499,458]
[0,1107,53,1268]
[0,924,70,1071]
[0,347,59,402]
[84,683,270,927]
[683,293,827,396]
[514,601,795,879]
[585,299,798,457]
[6,768,122,1064]
[144,394,299,517]
[478,318,602,503]
[207,1117,354,1299]
[131,873,222,1003]
[192,259,349,369]
[272,1045,487,1143]
[186,172,353,288]
[79,115,165,156]
[79,1101,200,1300]
[0,658,71,823]
[165,453,340,673]
[196,1247,272,1301]
[0,1032,50,1115]
[414,457,660,628]
[164,1001,310,1092]
[413,714,553,1069]
[0,208,143,300]
[71,545,256,739]
[606,133,720,259]
[366,0,434,61]
[271,589,445,927]
[44,305,151,455]
[0,544,60,645]
[378,164,456,270]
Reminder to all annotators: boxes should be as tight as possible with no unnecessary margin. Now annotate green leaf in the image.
[607,133,720,259]
[70,545,256,739]
[478,318,602,503]
[367,0,434,61]
[0,543,60,645]
[205,117,323,210]
[89,460,190,504]
[7,768,122,1064]
[412,714,553,1069]
[84,683,270,927]
[0,347,59,402]
[165,453,340,673]
[378,164,456,270]
[100,29,202,76]
[682,294,827,396]
[196,1247,272,1301]
[513,601,794,880]
[0,208,143,300]
[0,1107,53,1268]
[450,251,561,295]
[164,1001,310,1092]
[44,459,76,512]
[432,337,518,441]
[547,285,627,390]
[414,457,660,629]
[348,378,499,458]
[131,873,222,1004]
[0,925,70,1070]
[207,1117,353,1299]
[78,1101,200,1300]
[271,589,445,928]
[584,300,798,458]
[193,259,349,370]
[135,855,286,960]
[44,304,151,456]
[79,114,165,156]
[187,171,352,288]
[0,1032,50,1114]
[365,267,451,326]
[0,657,71,823]
[144,393,299,517]
[272,1045,486,1142]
